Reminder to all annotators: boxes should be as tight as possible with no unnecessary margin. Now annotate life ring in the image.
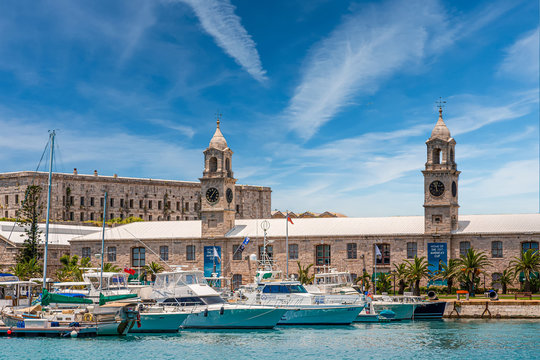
[83,313,94,322]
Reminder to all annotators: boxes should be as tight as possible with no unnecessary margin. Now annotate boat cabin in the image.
[0,273,35,307]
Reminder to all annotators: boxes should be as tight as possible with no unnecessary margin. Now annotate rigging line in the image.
[122,227,174,271]
[6,137,51,243]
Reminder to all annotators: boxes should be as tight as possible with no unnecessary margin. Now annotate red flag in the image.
[124,267,136,275]
[287,215,294,225]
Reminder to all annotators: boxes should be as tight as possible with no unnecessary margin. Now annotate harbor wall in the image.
[443,300,540,318]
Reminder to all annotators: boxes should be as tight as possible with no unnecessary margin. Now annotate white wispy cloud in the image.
[498,27,539,81]
[283,0,519,140]
[148,118,196,138]
[283,0,449,140]
[176,0,267,82]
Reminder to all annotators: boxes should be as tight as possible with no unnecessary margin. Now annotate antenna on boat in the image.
[260,220,272,271]
[99,191,108,291]
[42,130,56,292]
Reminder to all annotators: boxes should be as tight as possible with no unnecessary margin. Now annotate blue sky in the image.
[0,0,538,217]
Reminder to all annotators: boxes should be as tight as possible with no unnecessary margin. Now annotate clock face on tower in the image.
[206,187,219,204]
[429,180,445,197]
[226,188,233,203]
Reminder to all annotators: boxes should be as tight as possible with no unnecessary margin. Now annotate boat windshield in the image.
[201,296,225,305]
[262,284,307,294]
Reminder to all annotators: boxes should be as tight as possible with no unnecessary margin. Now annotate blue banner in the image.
[427,243,447,286]
[203,246,221,278]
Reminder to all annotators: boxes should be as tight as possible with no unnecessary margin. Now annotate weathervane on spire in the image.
[436,97,446,116]
[215,112,222,128]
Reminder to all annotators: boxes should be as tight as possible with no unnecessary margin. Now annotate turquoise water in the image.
[1,320,539,360]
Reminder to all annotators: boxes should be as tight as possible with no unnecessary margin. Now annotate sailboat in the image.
[1,132,139,336]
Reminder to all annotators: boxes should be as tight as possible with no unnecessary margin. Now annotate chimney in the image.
[73,168,78,175]
[94,170,98,177]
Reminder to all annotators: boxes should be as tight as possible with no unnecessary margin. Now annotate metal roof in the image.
[71,213,540,242]
[0,222,101,245]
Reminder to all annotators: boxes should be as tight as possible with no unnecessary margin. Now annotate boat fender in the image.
[7,329,12,335]
[83,313,94,322]
[427,290,438,300]
[70,330,78,338]
[204,308,208,317]
[136,311,141,328]
[488,290,499,301]
[220,306,224,315]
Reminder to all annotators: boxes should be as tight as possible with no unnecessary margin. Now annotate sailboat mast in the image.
[42,130,55,291]
[99,191,108,291]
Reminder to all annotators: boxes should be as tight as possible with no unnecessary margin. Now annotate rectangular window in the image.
[522,241,539,254]
[80,197,85,206]
[160,246,169,261]
[100,197,104,207]
[120,199,124,208]
[407,242,417,259]
[110,198,114,207]
[460,241,471,256]
[185,202,189,212]
[80,212,84,221]
[376,244,390,265]
[15,194,19,204]
[347,243,357,259]
[70,196,74,205]
[491,241,503,258]
[186,245,196,261]
[148,215,152,221]
[82,247,91,259]
[4,195,8,205]
[90,197,95,206]
[176,202,180,211]
[107,246,117,262]
[194,203,199,212]
[129,199,134,208]
[158,201,162,210]
[90,213,94,221]
[289,244,299,260]
[167,201,171,210]
[316,245,331,265]
[259,245,273,260]
[110,213,114,220]
[139,200,144,209]
[148,200,153,209]
[132,247,145,267]
[233,245,243,260]
[69,212,74,221]
[236,205,240,213]
[232,274,242,290]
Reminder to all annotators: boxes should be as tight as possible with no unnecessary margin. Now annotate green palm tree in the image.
[102,263,121,272]
[393,263,408,295]
[297,261,315,285]
[376,273,392,294]
[9,258,42,280]
[492,269,513,294]
[509,249,539,292]
[354,271,371,292]
[56,254,85,281]
[144,261,165,282]
[457,248,492,295]
[404,256,431,296]
[439,258,460,294]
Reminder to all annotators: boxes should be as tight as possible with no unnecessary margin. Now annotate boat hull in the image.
[130,312,190,333]
[278,305,363,325]
[372,303,415,320]
[412,301,447,319]
[182,306,286,329]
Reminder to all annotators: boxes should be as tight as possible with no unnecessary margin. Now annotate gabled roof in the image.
[70,213,540,242]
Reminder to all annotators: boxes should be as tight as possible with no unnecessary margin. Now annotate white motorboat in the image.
[131,304,193,333]
[239,281,364,325]
[371,295,416,320]
[151,268,286,329]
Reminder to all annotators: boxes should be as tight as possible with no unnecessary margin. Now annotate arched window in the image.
[450,148,455,163]
[209,157,217,172]
[433,148,441,164]
[225,158,230,171]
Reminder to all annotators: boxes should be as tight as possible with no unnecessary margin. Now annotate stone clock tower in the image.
[422,107,460,234]
[200,118,237,237]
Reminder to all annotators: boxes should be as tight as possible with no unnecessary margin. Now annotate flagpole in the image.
[286,211,289,278]
[374,243,377,295]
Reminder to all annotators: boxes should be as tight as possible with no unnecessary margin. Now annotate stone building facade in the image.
[70,111,540,290]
